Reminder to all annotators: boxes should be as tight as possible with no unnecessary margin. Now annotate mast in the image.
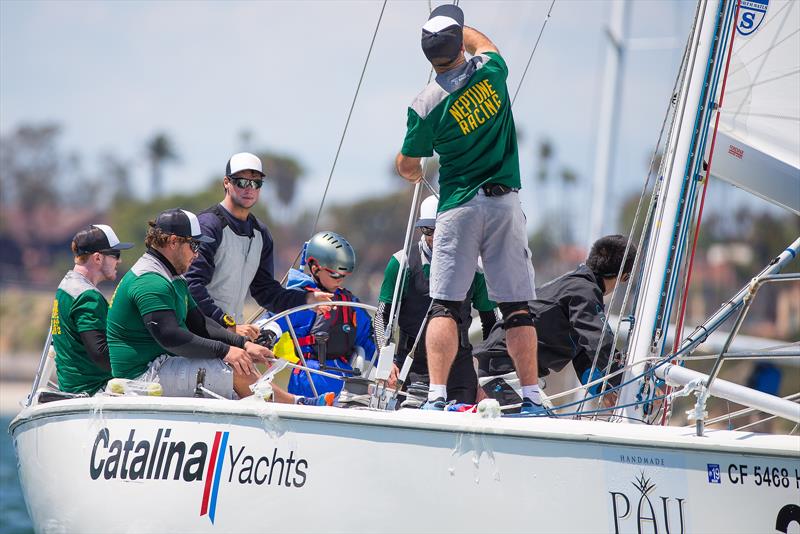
[586,0,630,248]
[618,0,727,423]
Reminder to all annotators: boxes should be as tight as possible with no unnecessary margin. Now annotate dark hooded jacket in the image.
[476,264,620,385]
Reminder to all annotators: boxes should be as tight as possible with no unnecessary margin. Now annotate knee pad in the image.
[499,301,535,329]
[428,299,462,326]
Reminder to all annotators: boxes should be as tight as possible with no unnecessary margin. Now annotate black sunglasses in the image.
[419,226,435,236]
[100,250,121,259]
[178,238,201,253]
[229,176,264,190]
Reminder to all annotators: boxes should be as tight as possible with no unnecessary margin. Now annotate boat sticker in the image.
[707,463,721,483]
[737,0,769,37]
[604,448,688,534]
[88,427,310,526]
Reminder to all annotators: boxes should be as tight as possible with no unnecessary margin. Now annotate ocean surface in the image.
[0,416,33,534]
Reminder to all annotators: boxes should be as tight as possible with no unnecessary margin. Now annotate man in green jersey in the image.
[107,208,333,406]
[377,195,497,405]
[51,224,133,394]
[395,5,543,414]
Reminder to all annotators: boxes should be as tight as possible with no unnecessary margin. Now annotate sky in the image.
[1,0,709,245]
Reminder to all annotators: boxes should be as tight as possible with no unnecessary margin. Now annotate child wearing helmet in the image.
[271,232,376,398]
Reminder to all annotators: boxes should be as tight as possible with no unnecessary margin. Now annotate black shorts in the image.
[406,346,477,404]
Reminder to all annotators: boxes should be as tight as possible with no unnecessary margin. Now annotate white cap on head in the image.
[226,152,265,177]
[415,195,439,228]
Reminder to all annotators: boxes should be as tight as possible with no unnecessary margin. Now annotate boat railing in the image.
[656,268,800,436]
[26,327,54,408]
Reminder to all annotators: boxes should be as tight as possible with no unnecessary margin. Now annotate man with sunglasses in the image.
[476,235,637,410]
[50,224,133,395]
[377,196,497,406]
[107,208,333,405]
[186,152,331,341]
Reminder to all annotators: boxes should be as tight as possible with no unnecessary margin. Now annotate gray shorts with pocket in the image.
[138,355,235,399]
[430,190,536,303]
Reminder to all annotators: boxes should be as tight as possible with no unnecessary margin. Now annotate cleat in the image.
[520,398,554,417]
[421,397,446,411]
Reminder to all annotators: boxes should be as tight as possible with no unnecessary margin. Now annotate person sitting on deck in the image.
[476,235,637,410]
[51,224,133,395]
[106,208,333,406]
[269,231,376,398]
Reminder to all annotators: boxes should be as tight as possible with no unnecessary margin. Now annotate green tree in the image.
[0,123,62,209]
[257,151,304,206]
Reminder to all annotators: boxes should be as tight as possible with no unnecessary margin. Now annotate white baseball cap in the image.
[225,152,265,177]
[415,195,439,228]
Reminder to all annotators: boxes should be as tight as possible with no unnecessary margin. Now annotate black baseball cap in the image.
[73,224,134,256]
[421,4,464,66]
[154,208,215,243]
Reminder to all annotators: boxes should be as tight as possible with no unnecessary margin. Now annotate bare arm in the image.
[463,26,498,56]
[395,152,423,183]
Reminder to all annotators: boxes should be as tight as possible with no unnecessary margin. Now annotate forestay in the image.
[711,0,800,214]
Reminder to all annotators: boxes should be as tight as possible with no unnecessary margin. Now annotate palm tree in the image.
[258,151,304,206]
[146,133,178,199]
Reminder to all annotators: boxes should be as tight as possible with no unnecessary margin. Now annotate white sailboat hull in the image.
[10,397,800,533]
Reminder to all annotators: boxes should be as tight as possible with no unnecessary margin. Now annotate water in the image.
[0,416,34,534]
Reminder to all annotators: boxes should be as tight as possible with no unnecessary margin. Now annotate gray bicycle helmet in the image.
[304,231,357,275]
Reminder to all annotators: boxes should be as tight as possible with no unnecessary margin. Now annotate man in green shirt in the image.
[51,224,133,394]
[395,5,543,414]
[377,195,497,406]
[107,208,333,406]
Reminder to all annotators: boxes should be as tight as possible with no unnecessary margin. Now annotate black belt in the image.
[482,183,519,197]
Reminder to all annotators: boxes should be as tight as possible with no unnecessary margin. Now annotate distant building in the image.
[0,206,101,287]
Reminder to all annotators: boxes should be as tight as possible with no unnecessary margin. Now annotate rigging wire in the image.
[265,0,388,290]
[581,0,701,419]
[511,0,556,107]
[310,0,388,235]
[661,0,742,424]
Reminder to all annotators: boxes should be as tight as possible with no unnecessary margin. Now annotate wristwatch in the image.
[222,314,236,328]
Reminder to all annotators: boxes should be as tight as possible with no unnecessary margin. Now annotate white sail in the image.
[711,0,800,214]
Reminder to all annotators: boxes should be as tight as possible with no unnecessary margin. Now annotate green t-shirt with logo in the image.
[107,253,197,379]
[51,271,112,394]
[401,51,520,213]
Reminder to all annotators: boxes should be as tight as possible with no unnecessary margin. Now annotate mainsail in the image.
[711,0,800,214]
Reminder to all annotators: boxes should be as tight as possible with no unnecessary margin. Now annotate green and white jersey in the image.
[378,247,495,312]
[107,253,197,379]
[401,51,520,213]
[51,270,112,394]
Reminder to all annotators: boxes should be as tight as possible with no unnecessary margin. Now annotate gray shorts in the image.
[138,355,235,399]
[430,190,536,303]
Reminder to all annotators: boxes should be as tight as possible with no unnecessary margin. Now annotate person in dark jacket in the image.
[476,235,636,408]
[184,152,331,340]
